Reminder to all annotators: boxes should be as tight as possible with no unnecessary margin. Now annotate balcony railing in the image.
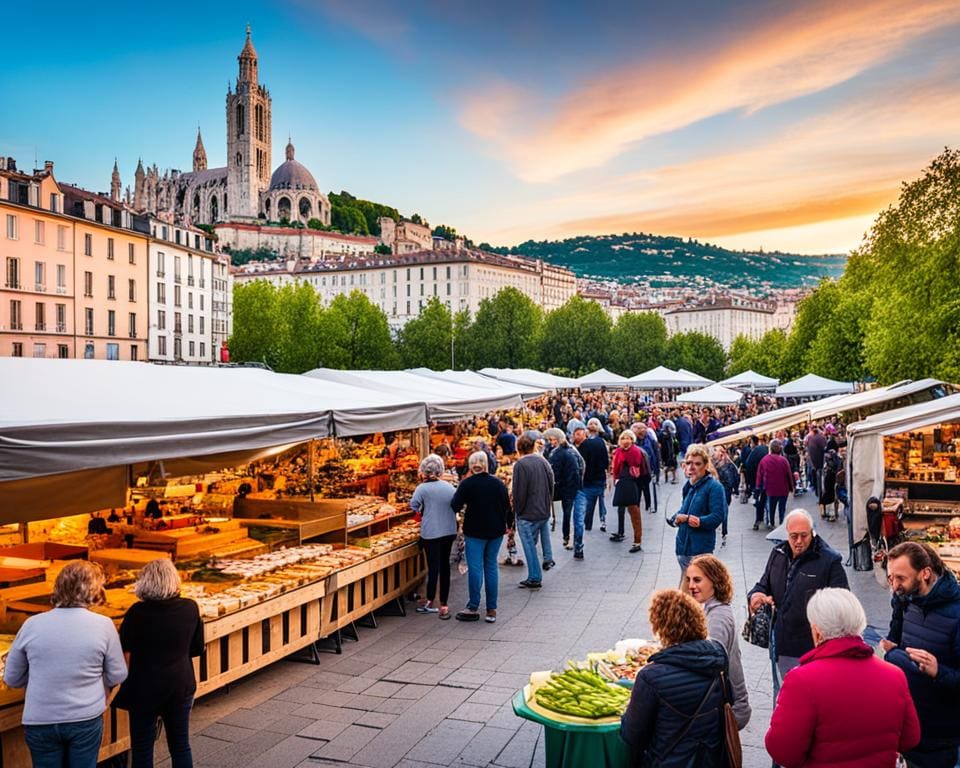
[4,281,21,289]
[35,322,45,331]
[156,270,165,278]
[56,285,67,295]
[35,283,46,292]
[56,323,66,333]
[9,322,22,330]
[187,276,195,286]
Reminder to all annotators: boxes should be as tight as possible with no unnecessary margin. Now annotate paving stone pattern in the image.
[153,484,890,768]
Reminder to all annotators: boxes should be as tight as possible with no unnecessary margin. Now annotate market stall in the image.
[627,365,696,391]
[0,359,538,766]
[775,373,854,399]
[848,393,960,574]
[478,367,579,391]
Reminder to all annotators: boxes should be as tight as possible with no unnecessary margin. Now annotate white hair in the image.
[806,588,866,641]
[619,429,636,443]
[784,509,815,531]
[468,451,489,472]
[587,418,603,434]
[134,557,181,601]
[419,454,445,480]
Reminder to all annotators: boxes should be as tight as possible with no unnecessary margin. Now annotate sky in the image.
[3,0,959,254]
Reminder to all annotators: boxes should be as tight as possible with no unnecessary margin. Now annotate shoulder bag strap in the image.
[655,675,720,760]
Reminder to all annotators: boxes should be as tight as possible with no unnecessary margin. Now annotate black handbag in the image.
[851,535,873,572]
[742,603,772,649]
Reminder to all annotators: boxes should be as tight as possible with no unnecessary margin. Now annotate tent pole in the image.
[309,440,316,503]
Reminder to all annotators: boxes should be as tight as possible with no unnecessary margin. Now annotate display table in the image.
[512,690,629,768]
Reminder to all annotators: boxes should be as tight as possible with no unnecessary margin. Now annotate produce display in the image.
[534,665,632,719]
[596,645,659,683]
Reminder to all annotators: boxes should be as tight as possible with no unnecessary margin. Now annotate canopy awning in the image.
[775,373,854,398]
[304,368,524,422]
[577,368,629,389]
[627,366,698,390]
[720,370,779,390]
[848,392,960,543]
[478,368,579,390]
[677,384,744,405]
[406,368,546,400]
[0,359,427,520]
[677,369,715,387]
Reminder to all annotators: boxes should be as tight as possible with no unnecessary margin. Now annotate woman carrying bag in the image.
[610,429,645,552]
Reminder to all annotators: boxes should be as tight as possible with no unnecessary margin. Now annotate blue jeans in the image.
[569,493,587,554]
[517,519,552,583]
[464,535,502,611]
[767,495,787,526]
[578,481,606,530]
[904,746,960,768]
[130,696,195,768]
[677,555,694,583]
[24,715,103,768]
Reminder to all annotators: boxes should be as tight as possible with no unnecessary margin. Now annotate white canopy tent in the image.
[677,383,744,406]
[677,369,715,387]
[478,368,579,390]
[577,368,629,389]
[775,373,854,399]
[708,379,952,448]
[0,359,427,521]
[303,368,525,422]
[406,369,546,400]
[628,366,698,390]
[847,393,960,543]
[720,370,779,391]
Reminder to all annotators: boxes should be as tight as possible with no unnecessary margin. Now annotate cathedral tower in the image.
[110,159,121,202]
[133,158,146,211]
[193,128,208,172]
[226,25,272,219]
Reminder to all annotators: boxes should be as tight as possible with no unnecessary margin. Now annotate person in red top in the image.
[766,588,920,768]
[756,438,794,530]
[610,430,646,552]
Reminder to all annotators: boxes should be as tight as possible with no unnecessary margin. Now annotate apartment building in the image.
[233,248,577,327]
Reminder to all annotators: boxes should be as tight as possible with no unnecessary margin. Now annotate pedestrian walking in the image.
[610,430,645,552]
[757,439,794,529]
[633,423,658,513]
[748,510,849,691]
[685,555,751,729]
[668,444,725,583]
[575,419,610,536]
[410,454,458,619]
[766,588,920,768]
[115,558,205,768]
[512,435,556,589]
[544,427,584,553]
[712,446,738,546]
[659,416,679,484]
[3,561,128,768]
[451,451,513,624]
[620,590,731,768]
[882,542,960,768]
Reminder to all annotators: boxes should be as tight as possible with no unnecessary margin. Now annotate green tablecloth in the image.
[512,690,630,768]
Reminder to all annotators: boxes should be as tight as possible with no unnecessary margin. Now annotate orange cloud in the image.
[460,0,960,182]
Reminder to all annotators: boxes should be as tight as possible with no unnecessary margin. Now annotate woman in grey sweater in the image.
[685,554,752,729]
[4,560,127,768]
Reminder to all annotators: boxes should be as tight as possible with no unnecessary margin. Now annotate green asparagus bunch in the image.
[534,663,631,718]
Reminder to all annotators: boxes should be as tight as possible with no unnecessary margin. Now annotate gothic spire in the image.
[286,136,294,161]
[193,127,208,173]
[110,159,121,202]
[238,24,259,84]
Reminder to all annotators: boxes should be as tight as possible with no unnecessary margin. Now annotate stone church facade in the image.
[122,27,330,229]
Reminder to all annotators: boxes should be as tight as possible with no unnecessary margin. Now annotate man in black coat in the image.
[744,436,768,530]
[748,510,848,688]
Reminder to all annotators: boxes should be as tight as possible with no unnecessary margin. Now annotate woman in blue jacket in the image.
[668,444,726,583]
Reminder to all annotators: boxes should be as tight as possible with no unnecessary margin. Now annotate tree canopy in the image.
[608,311,667,377]
[467,287,543,369]
[665,331,726,381]
[539,296,612,377]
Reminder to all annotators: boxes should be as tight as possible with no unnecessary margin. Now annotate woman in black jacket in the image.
[621,589,730,767]
[451,451,513,624]
[116,557,204,768]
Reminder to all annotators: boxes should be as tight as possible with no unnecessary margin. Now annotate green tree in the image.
[539,296,612,376]
[849,149,960,383]
[452,309,472,371]
[327,290,399,369]
[805,289,867,381]
[228,280,281,368]
[331,205,369,235]
[398,297,453,370]
[306,218,325,231]
[608,311,667,376]
[780,281,837,380]
[374,244,392,255]
[433,224,458,242]
[726,328,788,379]
[467,287,542,368]
[726,334,760,378]
[665,331,726,380]
[274,283,324,373]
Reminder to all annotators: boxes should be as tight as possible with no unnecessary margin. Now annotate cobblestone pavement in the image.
[158,483,890,768]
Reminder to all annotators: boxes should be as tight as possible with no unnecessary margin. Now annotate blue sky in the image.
[3,0,960,253]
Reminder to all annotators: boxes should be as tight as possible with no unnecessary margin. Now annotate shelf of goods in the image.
[0,509,425,767]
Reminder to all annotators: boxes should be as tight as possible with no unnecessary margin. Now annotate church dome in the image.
[268,140,319,192]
